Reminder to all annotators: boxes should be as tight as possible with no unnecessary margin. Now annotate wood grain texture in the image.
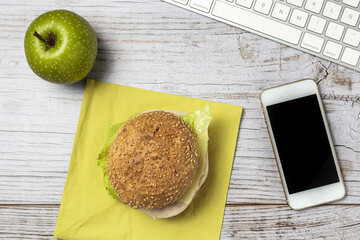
[0,205,359,239]
[221,204,360,239]
[0,205,58,239]
[0,0,359,239]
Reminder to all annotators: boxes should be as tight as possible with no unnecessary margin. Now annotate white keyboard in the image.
[163,0,360,72]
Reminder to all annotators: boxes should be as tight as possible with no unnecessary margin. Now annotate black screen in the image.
[267,94,339,194]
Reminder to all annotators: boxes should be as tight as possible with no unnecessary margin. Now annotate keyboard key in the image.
[304,0,324,13]
[173,0,189,5]
[323,1,342,20]
[301,32,324,53]
[323,41,342,59]
[235,0,254,8]
[271,2,291,21]
[289,9,308,27]
[190,0,214,12]
[307,16,326,34]
[254,0,273,15]
[343,28,360,47]
[341,47,360,66]
[325,22,344,40]
[342,0,359,7]
[212,1,302,44]
[340,8,359,26]
[286,0,304,7]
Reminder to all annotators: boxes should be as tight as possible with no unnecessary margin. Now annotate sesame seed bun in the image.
[107,110,200,210]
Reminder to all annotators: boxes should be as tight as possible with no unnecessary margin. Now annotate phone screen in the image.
[266,94,339,194]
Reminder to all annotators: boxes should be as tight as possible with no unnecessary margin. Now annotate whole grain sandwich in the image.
[97,105,212,219]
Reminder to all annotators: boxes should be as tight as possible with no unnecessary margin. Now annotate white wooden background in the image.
[0,0,359,239]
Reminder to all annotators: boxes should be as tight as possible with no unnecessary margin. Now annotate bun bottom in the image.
[139,110,209,219]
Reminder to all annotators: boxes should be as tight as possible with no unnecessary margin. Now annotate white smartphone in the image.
[260,79,345,210]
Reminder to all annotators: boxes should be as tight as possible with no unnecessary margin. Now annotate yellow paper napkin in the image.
[54,79,243,240]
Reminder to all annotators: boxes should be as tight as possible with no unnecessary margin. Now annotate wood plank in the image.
[0,79,359,204]
[0,97,358,204]
[228,100,360,204]
[221,204,360,239]
[0,205,58,239]
[0,204,359,239]
[1,1,360,93]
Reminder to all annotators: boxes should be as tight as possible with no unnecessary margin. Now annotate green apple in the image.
[24,10,98,84]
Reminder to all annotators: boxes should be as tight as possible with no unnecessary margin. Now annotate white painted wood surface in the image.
[0,0,359,239]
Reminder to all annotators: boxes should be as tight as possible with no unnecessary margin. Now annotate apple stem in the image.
[33,31,57,51]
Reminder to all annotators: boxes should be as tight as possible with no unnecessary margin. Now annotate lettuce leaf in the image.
[178,104,212,204]
[97,122,129,198]
[97,105,212,203]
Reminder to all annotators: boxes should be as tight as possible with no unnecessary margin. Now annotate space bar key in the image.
[212,1,302,45]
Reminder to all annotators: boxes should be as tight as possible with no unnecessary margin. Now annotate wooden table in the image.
[1,1,359,239]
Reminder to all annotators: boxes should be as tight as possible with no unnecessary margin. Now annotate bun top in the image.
[107,111,199,209]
